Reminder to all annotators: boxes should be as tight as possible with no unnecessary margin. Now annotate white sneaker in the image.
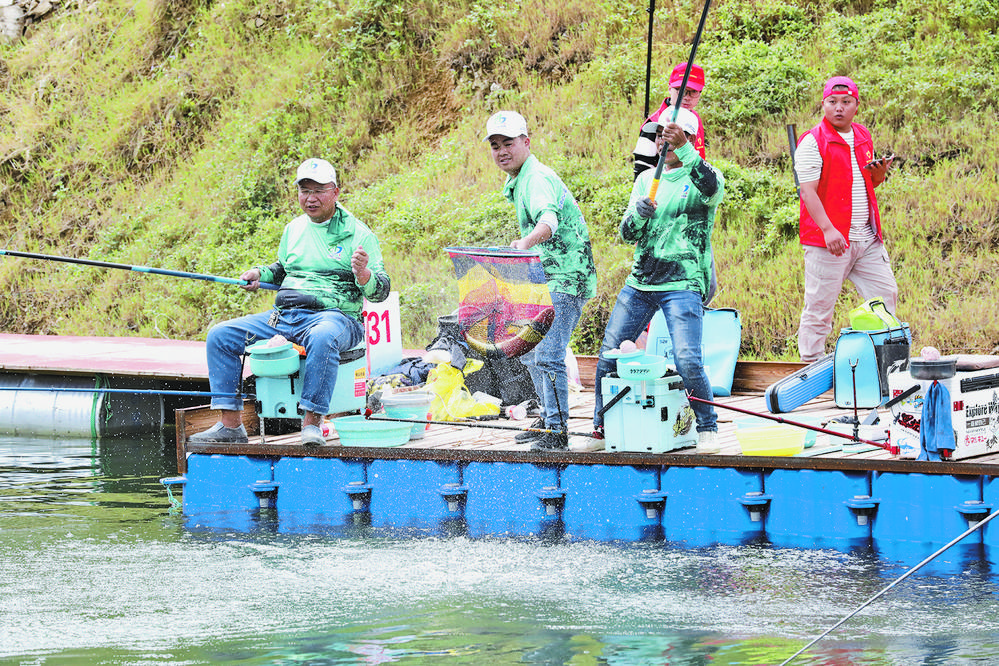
[696,431,721,454]
[301,424,326,447]
[570,433,606,451]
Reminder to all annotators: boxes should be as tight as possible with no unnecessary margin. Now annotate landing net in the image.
[445,247,554,359]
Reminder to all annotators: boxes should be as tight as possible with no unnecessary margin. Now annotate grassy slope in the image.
[0,0,997,358]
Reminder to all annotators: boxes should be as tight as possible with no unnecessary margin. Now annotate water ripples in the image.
[2,434,999,664]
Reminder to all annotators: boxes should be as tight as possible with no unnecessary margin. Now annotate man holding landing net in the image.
[485,111,597,451]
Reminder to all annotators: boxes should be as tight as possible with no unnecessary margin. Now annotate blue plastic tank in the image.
[872,472,982,546]
[367,459,463,535]
[766,469,874,549]
[182,453,274,532]
[562,464,662,542]
[463,462,561,538]
[661,466,766,547]
[274,457,366,534]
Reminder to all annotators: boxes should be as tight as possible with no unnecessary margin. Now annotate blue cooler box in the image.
[834,325,910,409]
[601,374,698,453]
[254,343,367,418]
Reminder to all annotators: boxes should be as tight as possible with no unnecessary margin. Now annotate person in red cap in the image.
[794,76,898,362]
[632,62,707,180]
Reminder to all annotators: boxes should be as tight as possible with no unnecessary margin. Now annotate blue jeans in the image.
[520,292,588,430]
[594,286,716,432]
[206,308,364,414]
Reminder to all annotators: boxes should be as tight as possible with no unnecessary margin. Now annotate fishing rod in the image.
[779,507,999,665]
[0,248,279,290]
[365,412,593,439]
[643,0,657,119]
[0,386,253,399]
[647,0,712,201]
[787,123,801,196]
[686,395,891,450]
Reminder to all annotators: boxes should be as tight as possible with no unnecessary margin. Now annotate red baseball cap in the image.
[823,76,859,100]
[668,62,705,91]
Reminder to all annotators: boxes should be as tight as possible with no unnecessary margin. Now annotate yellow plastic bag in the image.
[425,361,501,421]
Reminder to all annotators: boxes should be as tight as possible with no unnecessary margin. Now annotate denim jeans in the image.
[520,291,589,430]
[593,286,716,432]
[205,308,364,414]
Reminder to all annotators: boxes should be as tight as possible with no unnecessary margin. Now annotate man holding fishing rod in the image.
[593,107,725,453]
[189,158,391,446]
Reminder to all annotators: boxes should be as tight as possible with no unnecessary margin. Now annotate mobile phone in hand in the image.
[864,154,895,169]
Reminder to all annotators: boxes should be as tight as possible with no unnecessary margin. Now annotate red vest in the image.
[798,117,882,247]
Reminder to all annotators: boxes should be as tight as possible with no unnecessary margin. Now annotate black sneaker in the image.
[530,430,568,451]
[524,399,542,417]
[515,418,545,442]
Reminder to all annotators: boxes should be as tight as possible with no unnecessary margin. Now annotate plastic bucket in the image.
[247,341,300,377]
[332,415,412,447]
[735,425,805,456]
[381,391,434,440]
[734,415,822,449]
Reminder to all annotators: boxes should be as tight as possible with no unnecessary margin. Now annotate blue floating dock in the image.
[162,357,999,564]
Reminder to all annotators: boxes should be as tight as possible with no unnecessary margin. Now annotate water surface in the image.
[1,434,997,665]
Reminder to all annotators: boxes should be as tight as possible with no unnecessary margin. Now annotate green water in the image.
[2,433,998,665]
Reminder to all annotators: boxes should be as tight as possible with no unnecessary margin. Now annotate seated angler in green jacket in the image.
[189,158,391,447]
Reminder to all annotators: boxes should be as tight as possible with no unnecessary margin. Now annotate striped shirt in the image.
[795,130,874,243]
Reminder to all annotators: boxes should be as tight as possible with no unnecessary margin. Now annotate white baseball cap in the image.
[484,111,529,140]
[294,158,337,186]
[643,106,699,137]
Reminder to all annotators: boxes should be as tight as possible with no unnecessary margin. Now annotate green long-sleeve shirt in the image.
[257,203,390,320]
[622,142,724,297]
[502,155,597,298]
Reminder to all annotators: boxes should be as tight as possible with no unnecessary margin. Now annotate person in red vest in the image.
[794,76,898,362]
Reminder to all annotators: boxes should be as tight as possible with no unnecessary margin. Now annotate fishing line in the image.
[780,508,999,665]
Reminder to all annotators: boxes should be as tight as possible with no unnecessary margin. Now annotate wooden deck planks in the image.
[5,333,992,472]
[0,333,213,380]
[177,385,999,476]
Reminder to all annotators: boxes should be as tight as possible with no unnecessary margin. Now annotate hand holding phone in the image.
[864,153,895,170]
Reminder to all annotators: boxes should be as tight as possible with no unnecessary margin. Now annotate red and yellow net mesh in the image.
[446,247,554,359]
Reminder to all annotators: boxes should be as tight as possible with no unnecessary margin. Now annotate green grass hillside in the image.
[1,0,997,359]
